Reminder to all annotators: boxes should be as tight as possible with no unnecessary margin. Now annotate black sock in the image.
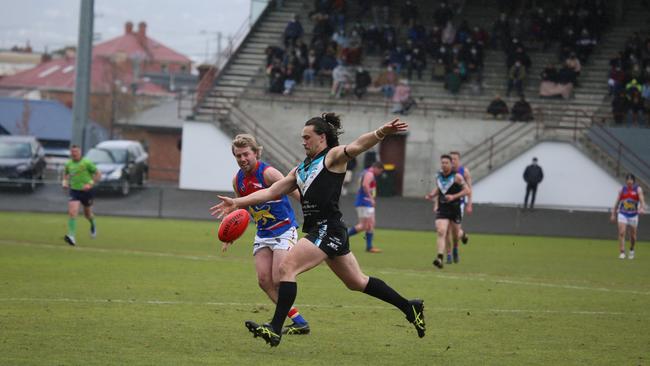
[270,281,297,333]
[363,277,410,316]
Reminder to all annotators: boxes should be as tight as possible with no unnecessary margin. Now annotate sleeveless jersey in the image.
[618,184,640,218]
[436,170,463,213]
[354,168,376,207]
[235,161,298,238]
[295,148,345,232]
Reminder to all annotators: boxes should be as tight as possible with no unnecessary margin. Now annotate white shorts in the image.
[252,226,298,256]
[356,206,375,218]
[618,213,639,227]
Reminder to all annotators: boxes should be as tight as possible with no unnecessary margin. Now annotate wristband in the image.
[374,128,386,140]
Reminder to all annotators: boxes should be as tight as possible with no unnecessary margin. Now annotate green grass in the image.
[0,211,649,365]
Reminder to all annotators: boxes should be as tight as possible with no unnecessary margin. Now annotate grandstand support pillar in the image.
[71,0,94,150]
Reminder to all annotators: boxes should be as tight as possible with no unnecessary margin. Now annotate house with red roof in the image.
[0,22,192,128]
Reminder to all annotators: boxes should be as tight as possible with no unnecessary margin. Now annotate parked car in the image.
[85,140,148,196]
[0,135,46,191]
[43,146,70,181]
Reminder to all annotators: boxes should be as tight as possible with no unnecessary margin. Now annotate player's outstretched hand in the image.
[380,118,408,135]
[209,195,237,219]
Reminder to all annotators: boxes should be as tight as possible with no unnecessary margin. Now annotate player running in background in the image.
[62,145,101,246]
[227,134,310,335]
[211,114,425,347]
[447,151,472,264]
[610,173,646,259]
[426,154,470,269]
[348,161,385,253]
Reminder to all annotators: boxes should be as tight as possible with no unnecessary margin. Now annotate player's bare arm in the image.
[210,168,298,218]
[264,166,301,202]
[610,189,622,222]
[639,187,646,214]
[464,168,473,213]
[327,118,408,172]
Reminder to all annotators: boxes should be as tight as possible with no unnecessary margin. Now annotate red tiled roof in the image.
[0,57,112,92]
[0,56,171,96]
[94,33,191,64]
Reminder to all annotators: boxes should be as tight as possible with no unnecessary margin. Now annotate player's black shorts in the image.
[436,206,462,224]
[304,221,351,258]
[69,189,94,207]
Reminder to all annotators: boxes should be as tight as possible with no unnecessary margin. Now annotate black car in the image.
[0,135,46,191]
[86,140,148,196]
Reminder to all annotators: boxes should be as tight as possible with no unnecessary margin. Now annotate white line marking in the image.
[0,297,633,316]
[377,270,650,296]
[2,240,649,296]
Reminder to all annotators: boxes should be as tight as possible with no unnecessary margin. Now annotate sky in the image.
[0,0,259,64]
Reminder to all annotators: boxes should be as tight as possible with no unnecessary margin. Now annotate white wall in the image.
[472,141,622,211]
[179,122,238,191]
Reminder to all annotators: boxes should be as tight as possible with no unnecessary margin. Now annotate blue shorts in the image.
[69,189,94,207]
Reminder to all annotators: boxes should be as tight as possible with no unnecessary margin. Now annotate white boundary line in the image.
[0,297,633,316]
[2,240,649,296]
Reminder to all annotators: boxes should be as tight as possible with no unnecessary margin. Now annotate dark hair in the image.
[305,112,343,147]
[371,161,384,169]
[440,154,452,161]
[449,151,460,157]
[625,173,636,182]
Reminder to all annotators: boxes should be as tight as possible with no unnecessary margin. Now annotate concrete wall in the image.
[239,98,508,197]
[472,141,623,211]
[179,121,238,191]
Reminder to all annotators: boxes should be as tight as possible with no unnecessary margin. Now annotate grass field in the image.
[0,211,649,365]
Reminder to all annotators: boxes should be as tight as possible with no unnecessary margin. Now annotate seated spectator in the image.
[374,65,398,98]
[381,24,397,52]
[608,66,626,96]
[507,61,526,97]
[331,0,346,30]
[362,24,381,54]
[303,49,319,87]
[627,90,645,127]
[406,46,426,80]
[265,46,285,67]
[564,53,581,84]
[400,0,418,26]
[391,79,414,115]
[539,63,573,99]
[575,28,596,63]
[511,97,533,122]
[445,67,462,95]
[317,51,338,85]
[434,2,454,28]
[331,63,352,98]
[611,90,628,125]
[441,21,456,45]
[354,67,372,99]
[486,94,509,119]
[341,34,363,65]
[388,46,406,74]
[432,58,447,81]
[626,78,642,96]
[507,47,531,71]
[283,14,304,48]
[491,13,511,50]
[267,61,285,94]
[283,63,298,95]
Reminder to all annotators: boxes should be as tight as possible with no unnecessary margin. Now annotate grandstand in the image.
[179,0,650,197]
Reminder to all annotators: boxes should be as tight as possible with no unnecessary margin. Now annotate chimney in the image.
[137,22,147,39]
[125,21,133,34]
